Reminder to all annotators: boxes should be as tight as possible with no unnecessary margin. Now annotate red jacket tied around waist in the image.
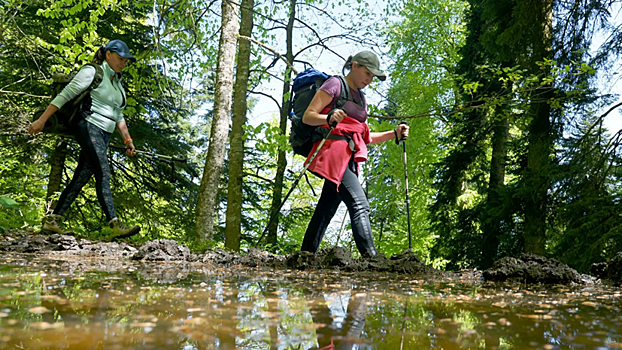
[304,116,372,189]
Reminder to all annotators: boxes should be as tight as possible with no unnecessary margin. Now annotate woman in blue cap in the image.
[29,39,141,239]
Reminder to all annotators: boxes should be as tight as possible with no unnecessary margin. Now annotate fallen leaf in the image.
[581,301,599,308]
[130,322,157,328]
[28,307,50,314]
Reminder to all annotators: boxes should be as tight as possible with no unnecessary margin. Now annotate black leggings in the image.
[53,119,116,221]
[301,162,378,256]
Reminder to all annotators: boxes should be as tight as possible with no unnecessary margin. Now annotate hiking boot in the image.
[361,249,378,259]
[109,218,140,240]
[41,214,73,235]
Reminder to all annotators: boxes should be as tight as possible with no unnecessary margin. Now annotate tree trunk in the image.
[46,140,68,212]
[523,98,551,255]
[224,0,254,252]
[481,108,509,268]
[266,0,296,247]
[196,0,240,243]
[523,0,553,256]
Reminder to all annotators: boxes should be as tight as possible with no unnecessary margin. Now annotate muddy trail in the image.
[1,230,622,349]
[1,229,621,286]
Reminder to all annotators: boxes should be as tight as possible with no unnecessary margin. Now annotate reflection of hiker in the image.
[309,292,371,350]
[300,51,409,258]
[29,39,140,239]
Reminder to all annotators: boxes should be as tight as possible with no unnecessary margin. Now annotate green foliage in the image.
[384,0,468,264]
[384,0,622,271]
[0,197,19,211]
[0,197,19,233]
[0,0,214,242]
[549,120,622,272]
[363,117,439,259]
[2,0,622,272]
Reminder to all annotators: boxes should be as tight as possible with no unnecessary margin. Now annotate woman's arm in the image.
[370,130,395,144]
[370,124,410,144]
[116,120,135,156]
[29,66,96,136]
[29,105,59,135]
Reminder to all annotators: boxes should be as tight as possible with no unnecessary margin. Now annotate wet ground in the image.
[0,253,621,350]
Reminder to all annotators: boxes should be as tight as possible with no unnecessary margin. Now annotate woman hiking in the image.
[29,39,141,240]
[301,50,409,258]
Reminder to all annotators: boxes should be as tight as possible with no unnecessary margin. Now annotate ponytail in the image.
[342,55,353,76]
[92,46,106,64]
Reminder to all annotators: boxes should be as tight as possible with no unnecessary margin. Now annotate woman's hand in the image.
[327,108,347,125]
[396,123,409,140]
[28,119,46,136]
[125,140,136,156]
[116,120,135,156]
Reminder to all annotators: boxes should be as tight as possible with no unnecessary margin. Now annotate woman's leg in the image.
[53,119,116,221]
[338,167,377,257]
[53,120,95,216]
[301,180,342,253]
[82,122,116,221]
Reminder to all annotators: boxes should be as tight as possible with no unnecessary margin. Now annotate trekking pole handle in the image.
[395,121,408,145]
[326,108,344,127]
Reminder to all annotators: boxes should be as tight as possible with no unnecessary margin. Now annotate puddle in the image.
[0,254,621,349]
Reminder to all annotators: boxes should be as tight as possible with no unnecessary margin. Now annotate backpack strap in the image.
[71,63,104,107]
[334,76,365,108]
[334,76,350,109]
[327,134,355,152]
[68,63,105,124]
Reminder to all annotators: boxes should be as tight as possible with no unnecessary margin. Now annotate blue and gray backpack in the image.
[288,68,365,157]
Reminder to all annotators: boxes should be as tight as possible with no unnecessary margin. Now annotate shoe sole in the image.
[111,227,141,241]
[41,229,74,235]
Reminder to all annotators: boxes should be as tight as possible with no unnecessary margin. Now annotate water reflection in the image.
[309,291,372,349]
[0,255,621,349]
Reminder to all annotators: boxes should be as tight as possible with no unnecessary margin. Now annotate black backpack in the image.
[288,68,365,157]
[33,63,104,135]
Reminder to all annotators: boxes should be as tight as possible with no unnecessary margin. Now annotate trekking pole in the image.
[109,145,187,182]
[397,122,412,252]
[255,123,337,247]
[400,300,409,350]
[109,145,187,164]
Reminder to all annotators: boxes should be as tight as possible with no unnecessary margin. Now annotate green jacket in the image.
[51,61,127,133]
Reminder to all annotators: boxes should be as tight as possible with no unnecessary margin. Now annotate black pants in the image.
[53,118,116,221]
[301,162,378,256]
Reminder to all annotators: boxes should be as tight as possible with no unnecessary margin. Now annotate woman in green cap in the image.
[29,39,141,239]
[300,50,409,258]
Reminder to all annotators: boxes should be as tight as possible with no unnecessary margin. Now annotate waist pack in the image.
[288,68,365,157]
[33,63,104,135]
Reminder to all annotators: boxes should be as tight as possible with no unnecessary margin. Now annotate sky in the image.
[595,2,622,133]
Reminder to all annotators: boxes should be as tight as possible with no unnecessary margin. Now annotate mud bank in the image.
[0,229,614,285]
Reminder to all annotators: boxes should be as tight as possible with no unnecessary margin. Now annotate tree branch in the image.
[0,89,50,99]
[248,89,283,113]
[237,35,298,75]
[243,171,275,184]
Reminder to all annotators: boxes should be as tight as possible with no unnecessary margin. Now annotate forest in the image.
[1,0,621,273]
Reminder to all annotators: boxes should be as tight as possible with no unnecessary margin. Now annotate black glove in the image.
[326,108,344,127]
[395,121,408,145]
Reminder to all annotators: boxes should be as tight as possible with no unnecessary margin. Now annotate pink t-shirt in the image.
[319,77,367,122]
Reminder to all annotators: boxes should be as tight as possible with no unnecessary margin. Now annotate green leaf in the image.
[0,197,20,211]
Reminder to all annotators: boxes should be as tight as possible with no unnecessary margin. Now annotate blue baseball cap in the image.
[105,39,136,62]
